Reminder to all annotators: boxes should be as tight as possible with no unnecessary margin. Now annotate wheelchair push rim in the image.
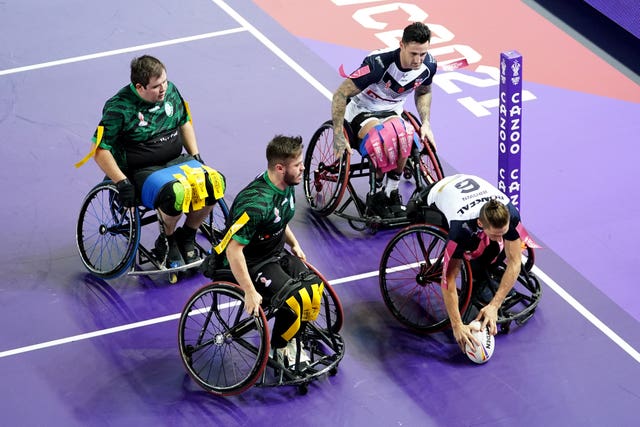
[379,224,472,333]
[178,282,270,396]
[303,120,350,216]
[76,182,140,279]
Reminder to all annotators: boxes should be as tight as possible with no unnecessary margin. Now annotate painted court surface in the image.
[0,1,638,426]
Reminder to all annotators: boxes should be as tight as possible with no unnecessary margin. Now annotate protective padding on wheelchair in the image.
[76,181,140,279]
[303,120,350,216]
[379,224,472,333]
[178,266,345,395]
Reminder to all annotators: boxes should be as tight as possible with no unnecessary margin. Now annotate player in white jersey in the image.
[418,174,536,351]
[331,22,437,218]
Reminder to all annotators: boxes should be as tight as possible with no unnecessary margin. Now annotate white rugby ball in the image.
[464,320,495,364]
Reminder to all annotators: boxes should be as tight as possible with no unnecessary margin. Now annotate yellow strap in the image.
[213,211,249,254]
[180,165,208,211]
[184,101,192,124]
[202,165,225,199]
[282,296,301,342]
[75,126,103,168]
[172,173,192,213]
[308,282,324,321]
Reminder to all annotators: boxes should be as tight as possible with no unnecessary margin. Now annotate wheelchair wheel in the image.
[199,197,230,245]
[76,181,140,279]
[178,282,270,396]
[379,224,472,333]
[402,111,444,186]
[303,120,350,216]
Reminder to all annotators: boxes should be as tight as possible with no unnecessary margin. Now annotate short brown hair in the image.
[130,55,165,87]
[266,135,303,169]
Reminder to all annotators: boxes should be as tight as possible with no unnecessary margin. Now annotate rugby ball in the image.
[464,320,495,364]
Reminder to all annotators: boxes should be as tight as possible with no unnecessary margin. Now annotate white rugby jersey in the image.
[344,47,437,121]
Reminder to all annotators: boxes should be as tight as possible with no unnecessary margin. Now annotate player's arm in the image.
[285,225,305,261]
[180,120,200,157]
[414,84,436,148]
[94,147,127,183]
[478,237,522,335]
[227,238,263,316]
[331,79,361,156]
[442,257,479,351]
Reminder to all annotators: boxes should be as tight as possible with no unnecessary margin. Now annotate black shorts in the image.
[248,252,308,306]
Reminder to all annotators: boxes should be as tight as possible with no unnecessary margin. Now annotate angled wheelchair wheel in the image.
[199,197,230,245]
[303,120,350,216]
[482,246,542,332]
[402,111,444,186]
[76,181,140,279]
[179,282,270,396]
[379,224,472,333]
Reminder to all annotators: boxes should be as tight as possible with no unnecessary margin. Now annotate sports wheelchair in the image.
[178,262,345,396]
[76,179,229,283]
[378,208,541,335]
[303,111,444,232]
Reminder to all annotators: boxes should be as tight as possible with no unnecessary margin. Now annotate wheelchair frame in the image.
[378,223,541,335]
[178,264,345,396]
[303,111,444,233]
[76,179,229,282]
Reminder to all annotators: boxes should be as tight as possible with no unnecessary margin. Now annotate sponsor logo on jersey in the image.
[273,207,281,223]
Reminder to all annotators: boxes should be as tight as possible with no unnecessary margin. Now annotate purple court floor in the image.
[0,1,639,426]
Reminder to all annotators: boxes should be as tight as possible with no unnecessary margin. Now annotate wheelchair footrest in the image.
[126,258,203,276]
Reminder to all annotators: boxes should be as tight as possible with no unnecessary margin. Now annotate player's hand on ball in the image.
[464,320,495,364]
[453,322,480,353]
[478,304,499,335]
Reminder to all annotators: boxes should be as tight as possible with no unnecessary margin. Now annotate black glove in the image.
[193,153,204,164]
[116,178,136,208]
[199,252,219,278]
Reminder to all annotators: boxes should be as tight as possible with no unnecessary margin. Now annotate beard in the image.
[283,170,302,186]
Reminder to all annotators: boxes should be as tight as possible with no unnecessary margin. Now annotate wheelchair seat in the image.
[302,111,444,233]
[178,263,345,396]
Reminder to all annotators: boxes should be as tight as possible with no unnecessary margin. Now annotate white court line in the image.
[2,266,639,362]
[0,1,637,365]
[0,28,246,76]
[211,0,334,100]
[531,266,640,363]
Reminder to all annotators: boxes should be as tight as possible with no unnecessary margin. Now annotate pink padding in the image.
[362,117,415,172]
[377,122,398,172]
[362,125,389,171]
[387,117,413,158]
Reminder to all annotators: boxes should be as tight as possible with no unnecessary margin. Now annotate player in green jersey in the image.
[210,135,324,367]
[92,55,224,269]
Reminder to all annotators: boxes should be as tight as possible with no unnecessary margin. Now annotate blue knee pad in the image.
[141,160,225,213]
